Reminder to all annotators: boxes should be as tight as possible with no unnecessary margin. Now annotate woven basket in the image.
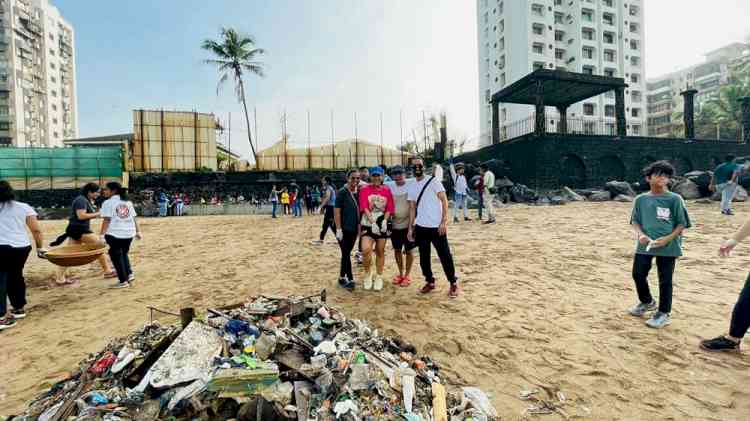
[45,243,107,267]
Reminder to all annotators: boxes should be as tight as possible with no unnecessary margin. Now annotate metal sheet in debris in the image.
[148,321,223,389]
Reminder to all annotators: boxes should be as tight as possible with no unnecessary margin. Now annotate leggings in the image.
[729,273,750,338]
[105,235,133,284]
[338,231,358,281]
[0,245,31,315]
[320,206,336,241]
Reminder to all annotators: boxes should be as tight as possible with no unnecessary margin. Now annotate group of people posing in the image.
[0,180,141,330]
[330,159,460,298]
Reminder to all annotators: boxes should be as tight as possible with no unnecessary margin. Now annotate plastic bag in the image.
[461,387,498,417]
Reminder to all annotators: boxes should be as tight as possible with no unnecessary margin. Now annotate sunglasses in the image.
[371,174,382,177]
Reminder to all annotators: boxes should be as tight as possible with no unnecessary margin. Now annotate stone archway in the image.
[598,155,626,182]
[559,153,587,188]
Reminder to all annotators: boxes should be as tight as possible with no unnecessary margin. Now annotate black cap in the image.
[390,165,405,174]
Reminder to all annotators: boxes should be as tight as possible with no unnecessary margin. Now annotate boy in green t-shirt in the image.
[629,160,692,329]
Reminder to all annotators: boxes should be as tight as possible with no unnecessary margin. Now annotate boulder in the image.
[672,179,701,200]
[549,195,567,206]
[573,189,596,198]
[605,181,636,197]
[562,187,585,202]
[632,180,650,193]
[711,185,748,202]
[510,184,539,203]
[589,191,612,202]
[614,194,634,202]
[685,171,713,196]
[495,177,514,188]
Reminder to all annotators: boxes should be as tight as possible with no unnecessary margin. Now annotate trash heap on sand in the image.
[11,292,498,421]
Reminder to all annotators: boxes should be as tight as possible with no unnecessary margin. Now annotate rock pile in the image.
[12,293,497,421]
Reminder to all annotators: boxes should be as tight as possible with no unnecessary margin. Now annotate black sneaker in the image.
[464,217,472,221]
[0,317,17,331]
[338,277,355,292]
[483,219,496,224]
[10,308,26,319]
[700,336,741,353]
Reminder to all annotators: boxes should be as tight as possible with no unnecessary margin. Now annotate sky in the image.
[57,0,750,160]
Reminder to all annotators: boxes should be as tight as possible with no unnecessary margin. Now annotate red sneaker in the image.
[448,284,460,299]
[400,275,412,287]
[419,282,436,294]
[392,275,404,285]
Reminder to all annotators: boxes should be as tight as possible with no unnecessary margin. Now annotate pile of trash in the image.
[11,292,498,420]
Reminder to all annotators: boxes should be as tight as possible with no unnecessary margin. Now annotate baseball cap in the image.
[369,166,384,176]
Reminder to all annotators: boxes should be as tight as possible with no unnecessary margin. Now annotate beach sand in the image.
[1,201,749,419]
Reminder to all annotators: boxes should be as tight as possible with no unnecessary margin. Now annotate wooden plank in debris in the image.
[431,382,448,421]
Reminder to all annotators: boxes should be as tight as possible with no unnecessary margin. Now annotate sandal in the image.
[400,276,412,287]
[392,275,404,285]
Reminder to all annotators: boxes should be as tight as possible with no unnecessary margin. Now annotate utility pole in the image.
[228,112,232,171]
[353,111,358,168]
[422,110,428,156]
[307,109,312,169]
[330,109,335,168]
[399,109,404,166]
[379,111,384,164]
[253,107,258,170]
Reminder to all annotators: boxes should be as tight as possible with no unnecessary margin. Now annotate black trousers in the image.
[729,273,750,339]
[632,254,676,313]
[105,235,133,284]
[415,225,457,284]
[319,206,336,241]
[0,245,31,315]
[338,230,358,281]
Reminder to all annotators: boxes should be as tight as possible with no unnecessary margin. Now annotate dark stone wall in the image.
[454,134,750,189]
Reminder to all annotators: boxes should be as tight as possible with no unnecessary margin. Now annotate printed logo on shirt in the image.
[656,207,671,221]
[115,203,130,219]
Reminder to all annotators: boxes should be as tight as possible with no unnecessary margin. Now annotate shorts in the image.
[65,224,93,241]
[391,228,416,252]
[361,225,389,240]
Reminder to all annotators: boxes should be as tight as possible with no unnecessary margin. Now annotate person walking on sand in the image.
[270,185,279,218]
[281,188,290,215]
[407,158,460,298]
[312,177,337,245]
[54,183,115,285]
[386,165,416,287]
[449,161,471,223]
[289,188,298,217]
[699,216,750,352]
[359,166,395,291]
[710,154,742,216]
[100,182,142,289]
[334,170,360,291]
[628,161,691,329]
[480,163,496,224]
[0,181,46,329]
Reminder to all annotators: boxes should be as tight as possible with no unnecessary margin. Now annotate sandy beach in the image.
[1,201,749,420]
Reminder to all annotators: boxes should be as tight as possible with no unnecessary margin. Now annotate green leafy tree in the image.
[202,28,265,167]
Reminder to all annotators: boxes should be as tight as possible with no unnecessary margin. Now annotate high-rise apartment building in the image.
[647,42,750,138]
[477,0,646,146]
[0,0,77,147]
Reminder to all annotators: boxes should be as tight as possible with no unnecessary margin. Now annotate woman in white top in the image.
[0,180,46,330]
[100,181,141,289]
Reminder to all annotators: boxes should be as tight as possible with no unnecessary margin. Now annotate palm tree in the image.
[202,28,265,167]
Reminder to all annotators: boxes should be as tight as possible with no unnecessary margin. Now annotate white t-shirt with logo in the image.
[101,195,137,239]
[407,176,446,228]
[0,201,37,247]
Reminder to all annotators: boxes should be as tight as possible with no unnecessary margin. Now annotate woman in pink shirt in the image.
[358,166,395,292]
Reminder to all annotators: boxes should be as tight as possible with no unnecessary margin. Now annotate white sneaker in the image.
[364,271,373,290]
[373,275,383,291]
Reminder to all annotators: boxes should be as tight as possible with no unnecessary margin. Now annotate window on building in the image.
[631,73,640,84]
[0,106,9,115]
[604,68,615,77]
[554,0,562,5]
[499,20,504,32]
[51,90,57,97]
[0,122,9,130]
[630,56,641,66]
[52,117,58,124]
[554,12,564,24]
[582,9,594,23]
[629,5,639,17]
[582,28,594,40]
[533,62,546,71]
[582,65,595,75]
[584,121,596,134]
[50,62,56,69]
[583,103,595,116]
[555,49,565,60]
[603,32,614,44]
[53,131,59,138]
[605,105,615,117]
[500,73,506,86]
[531,3,544,16]
[632,91,642,102]
[533,42,544,54]
[532,23,544,35]
[483,12,488,24]
[602,13,614,26]
[51,103,57,111]
[603,0,613,6]
[499,54,505,68]
[630,22,639,33]
[630,39,639,50]
[582,46,594,59]
[632,108,641,118]
[498,1,503,14]
[555,30,564,41]
[50,76,56,83]
[498,37,504,50]
[632,125,641,135]
[604,50,615,62]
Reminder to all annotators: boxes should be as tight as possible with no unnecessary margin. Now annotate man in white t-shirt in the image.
[407,158,459,298]
[480,163,496,224]
[449,162,470,223]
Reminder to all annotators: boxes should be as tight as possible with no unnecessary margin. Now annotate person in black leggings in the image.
[334,170,361,291]
[700,217,750,352]
[100,182,142,289]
